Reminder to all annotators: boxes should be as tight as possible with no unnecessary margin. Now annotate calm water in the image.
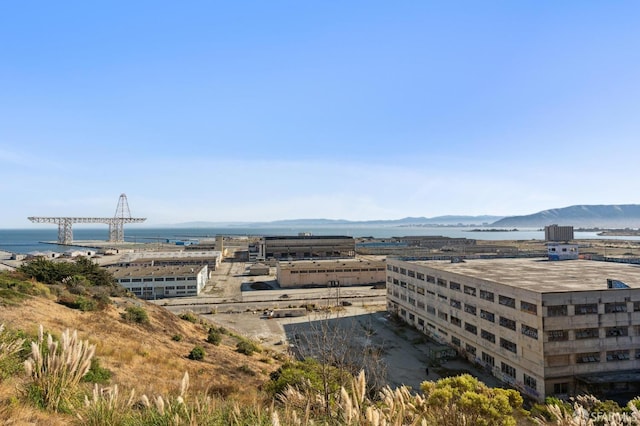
[1,225,638,254]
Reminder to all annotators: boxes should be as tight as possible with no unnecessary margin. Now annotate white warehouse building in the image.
[109,264,209,299]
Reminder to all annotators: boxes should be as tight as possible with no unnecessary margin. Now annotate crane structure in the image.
[28,194,146,245]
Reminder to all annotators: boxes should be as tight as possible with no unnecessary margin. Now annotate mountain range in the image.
[170,204,640,229]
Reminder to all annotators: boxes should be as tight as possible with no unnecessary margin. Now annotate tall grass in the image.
[24,325,95,412]
[0,323,26,379]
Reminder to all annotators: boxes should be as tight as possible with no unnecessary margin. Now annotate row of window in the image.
[548,326,634,340]
[388,269,538,315]
[119,276,196,283]
[290,267,383,274]
[128,285,197,291]
[547,301,638,316]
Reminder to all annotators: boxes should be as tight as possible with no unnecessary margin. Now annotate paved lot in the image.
[156,260,504,392]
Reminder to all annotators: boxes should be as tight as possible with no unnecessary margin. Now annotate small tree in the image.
[207,329,222,345]
[121,306,150,324]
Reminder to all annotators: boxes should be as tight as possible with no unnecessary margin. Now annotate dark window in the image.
[480,290,494,302]
[575,303,598,315]
[521,324,538,339]
[500,338,517,353]
[450,281,461,291]
[451,336,461,346]
[464,323,477,335]
[480,309,495,322]
[547,305,568,317]
[554,383,568,394]
[481,329,496,343]
[450,299,461,309]
[575,328,599,339]
[465,344,476,355]
[501,362,516,378]
[605,302,627,313]
[577,352,600,363]
[548,330,568,341]
[482,352,495,367]
[451,316,462,327]
[463,285,476,296]
[498,295,516,308]
[524,374,537,390]
[499,316,516,331]
[606,326,628,337]
[606,350,630,361]
[520,301,537,315]
[437,278,447,287]
[464,304,477,316]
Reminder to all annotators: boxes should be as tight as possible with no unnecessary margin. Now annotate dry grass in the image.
[0,295,281,422]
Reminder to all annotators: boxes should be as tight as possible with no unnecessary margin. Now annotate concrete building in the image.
[257,235,355,261]
[277,258,386,288]
[545,224,574,242]
[386,257,640,401]
[115,250,222,271]
[109,264,208,299]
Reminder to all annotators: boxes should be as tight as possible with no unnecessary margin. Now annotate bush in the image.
[121,306,150,324]
[58,294,98,312]
[179,311,199,323]
[188,345,205,361]
[236,339,261,356]
[172,334,183,342]
[207,329,222,345]
[82,358,112,384]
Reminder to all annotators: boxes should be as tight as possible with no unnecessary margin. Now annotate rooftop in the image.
[404,258,640,293]
[107,264,205,278]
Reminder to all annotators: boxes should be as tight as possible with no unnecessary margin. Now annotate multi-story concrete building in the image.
[115,250,222,271]
[109,264,208,299]
[545,224,574,242]
[386,257,640,401]
[257,235,355,261]
[277,258,386,288]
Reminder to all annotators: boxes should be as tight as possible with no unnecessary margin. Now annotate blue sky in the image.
[1,1,639,227]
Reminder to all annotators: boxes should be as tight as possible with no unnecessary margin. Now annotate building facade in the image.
[277,258,386,288]
[109,264,209,299]
[386,257,640,401]
[257,236,355,261]
[545,224,574,242]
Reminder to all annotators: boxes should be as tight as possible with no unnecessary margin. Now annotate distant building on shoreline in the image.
[545,224,574,242]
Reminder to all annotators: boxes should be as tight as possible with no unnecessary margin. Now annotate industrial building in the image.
[545,224,575,242]
[114,250,222,271]
[109,264,209,299]
[277,258,386,288]
[386,256,640,401]
[256,235,355,261]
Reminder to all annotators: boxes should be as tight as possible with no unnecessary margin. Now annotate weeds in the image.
[121,306,150,324]
[24,325,95,412]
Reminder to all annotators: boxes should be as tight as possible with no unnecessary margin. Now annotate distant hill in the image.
[171,216,504,228]
[491,204,640,228]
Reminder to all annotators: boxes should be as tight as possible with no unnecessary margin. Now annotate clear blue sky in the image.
[1,1,639,227]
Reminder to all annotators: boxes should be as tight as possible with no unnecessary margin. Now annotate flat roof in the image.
[108,265,205,278]
[279,258,385,269]
[400,258,640,293]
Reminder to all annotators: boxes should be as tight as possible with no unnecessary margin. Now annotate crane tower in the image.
[28,194,146,244]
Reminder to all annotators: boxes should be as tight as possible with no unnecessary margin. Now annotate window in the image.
[438,328,448,336]
[547,305,568,317]
[417,287,425,295]
[451,336,461,346]
[450,299,461,309]
[482,352,495,367]
[450,281,461,291]
[575,303,598,315]
[417,301,425,309]
[501,362,516,378]
[399,268,407,275]
[498,295,516,308]
[605,302,627,313]
[480,309,495,322]
[392,266,399,273]
[409,313,415,321]
[465,323,477,335]
[634,301,640,312]
[464,285,476,296]
[520,301,537,315]
[400,281,407,288]
[499,316,516,331]
[393,278,399,285]
[554,383,568,394]
[387,265,393,271]
[575,328,599,339]
[464,304,477,316]
[606,350,630,361]
[451,316,462,327]
[500,338,517,353]
[548,330,568,341]
[426,275,435,283]
[418,318,424,326]
[438,293,447,301]
[438,311,448,321]
[521,324,538,339]
[437,278,447,287]
[408,297,416,306]
[143,278,153,282]
[481,329,495,343]
[416,272,425,280]
[606,326,628,337]
[577,352,600,363]
[427,305,436,315]
[465,344,476,356]
[524,374,537,390]
[480,290,494,302]
[408,270,415,278]
[408,284,415,291]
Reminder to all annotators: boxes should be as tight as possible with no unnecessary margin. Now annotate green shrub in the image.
[179,311,199,323]
[82,358,112,384]
[207,329,222,345]
[236,339,261,356]
[188,345,205,361]
[58,295,98,312]
[171,334,183,342]
[238,364,255,376]
[121,306,150,324]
